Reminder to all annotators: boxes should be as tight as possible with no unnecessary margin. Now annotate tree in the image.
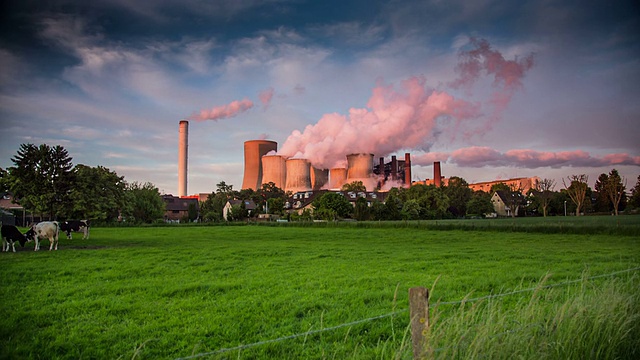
[216,181,234,194]
[341,181,366,192]
[535,178,556,217]
[266,197,285,215]
[69,165,126,222]
[628,175,640,210]
[593,173,612,213]
[312,192,353,219]
[369,200,387,220]
[260,182,286,214]
[401,199,421,220]
[200,192,224,222]
[124,182,165,223]
[444,176,472,217]
[563,174,589,216]
[603,169,626,216]
[384,189,403,220]
[353,197,370,221]
[7,143,74,219]
[466,191,494,217]
[0,167,8,194]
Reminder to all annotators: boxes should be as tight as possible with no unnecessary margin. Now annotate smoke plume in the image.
[279,38,535,169]
[189,98,254,121]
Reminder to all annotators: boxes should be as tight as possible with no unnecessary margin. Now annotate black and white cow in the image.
[1,225,28,252]
[26,221,60,251]
[59,220,90,240]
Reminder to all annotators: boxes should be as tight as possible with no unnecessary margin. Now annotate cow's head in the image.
[25,228,36,242]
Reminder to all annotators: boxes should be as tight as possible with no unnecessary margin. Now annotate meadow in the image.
[1,217,639,359]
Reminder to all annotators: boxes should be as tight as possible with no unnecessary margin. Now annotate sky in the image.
[1,0,639,196]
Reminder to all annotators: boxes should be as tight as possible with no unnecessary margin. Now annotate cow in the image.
[59,220,90,240]
[1,225,28,252]
[26,221,60,251]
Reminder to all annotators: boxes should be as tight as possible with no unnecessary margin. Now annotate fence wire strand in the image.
[175,266,639,360]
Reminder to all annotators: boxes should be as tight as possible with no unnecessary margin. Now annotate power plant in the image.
[176,123,412,196]
[178,120,188,197]
[240,139,414,193]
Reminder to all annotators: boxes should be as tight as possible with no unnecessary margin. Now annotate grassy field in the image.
[1,218,639,359]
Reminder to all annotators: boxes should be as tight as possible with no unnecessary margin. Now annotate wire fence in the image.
[175,266,640,360]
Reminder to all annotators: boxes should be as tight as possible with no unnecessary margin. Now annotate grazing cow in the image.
[1,225,28,252]
[59,220,90,240]
[26,221,60,251]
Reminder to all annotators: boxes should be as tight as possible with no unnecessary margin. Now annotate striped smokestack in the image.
[178,120,188,197]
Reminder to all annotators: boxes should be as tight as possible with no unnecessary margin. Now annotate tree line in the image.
[2,143,638,224]
[1,144,164,225]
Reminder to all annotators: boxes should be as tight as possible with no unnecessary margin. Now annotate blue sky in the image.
[1,0,638,195]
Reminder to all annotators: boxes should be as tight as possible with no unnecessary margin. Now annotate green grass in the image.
[1,221,639,359]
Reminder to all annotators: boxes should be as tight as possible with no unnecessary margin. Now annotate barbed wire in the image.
[175,266,639,360]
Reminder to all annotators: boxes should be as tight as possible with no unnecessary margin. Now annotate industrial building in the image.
[241,140,414,193]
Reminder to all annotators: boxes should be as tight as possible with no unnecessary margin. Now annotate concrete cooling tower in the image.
[346,153,376,190]
[261,154,287,189]
[242,140,278,190]
[328,168,347,190]
[285,158,312,193]
[310,167,329,190]
[178,120,188,197]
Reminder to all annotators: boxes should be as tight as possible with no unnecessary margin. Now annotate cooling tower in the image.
[434,161,442,187]
[242,140,278,190]
[310,167,329,190]
[347,153,376,190]
[285,158,312,193]
[178,120,188,197]
[261,154,286,189]
[329,168,347,190]
[404,153,412,186]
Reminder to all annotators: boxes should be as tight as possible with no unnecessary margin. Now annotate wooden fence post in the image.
[409,287,429,359]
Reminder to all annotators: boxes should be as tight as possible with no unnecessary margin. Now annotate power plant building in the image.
[241,139,413,192]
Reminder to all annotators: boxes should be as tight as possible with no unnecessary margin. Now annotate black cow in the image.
[1,225,28,252]
[59,220,90,240]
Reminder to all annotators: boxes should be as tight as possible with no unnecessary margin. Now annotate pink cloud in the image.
[440,147,640,168]
[188,98,254,121]
[450,38,535,134]
[258,87,274,110]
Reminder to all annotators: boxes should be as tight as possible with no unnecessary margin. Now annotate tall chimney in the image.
[404,153,411,186]
[434,161,442,187]
[391,155,398,180]
[178,120,188,197]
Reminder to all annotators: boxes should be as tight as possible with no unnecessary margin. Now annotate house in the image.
[491,191,525,217]
[162,194,199,222]
[284,190,389,215]
[0,193,24,226]
[223,199,257,221]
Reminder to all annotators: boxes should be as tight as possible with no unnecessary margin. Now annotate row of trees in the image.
[2,143,639,224]
[1,144,165,224]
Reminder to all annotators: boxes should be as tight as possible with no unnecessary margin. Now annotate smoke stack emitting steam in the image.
[178,120,188,197]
